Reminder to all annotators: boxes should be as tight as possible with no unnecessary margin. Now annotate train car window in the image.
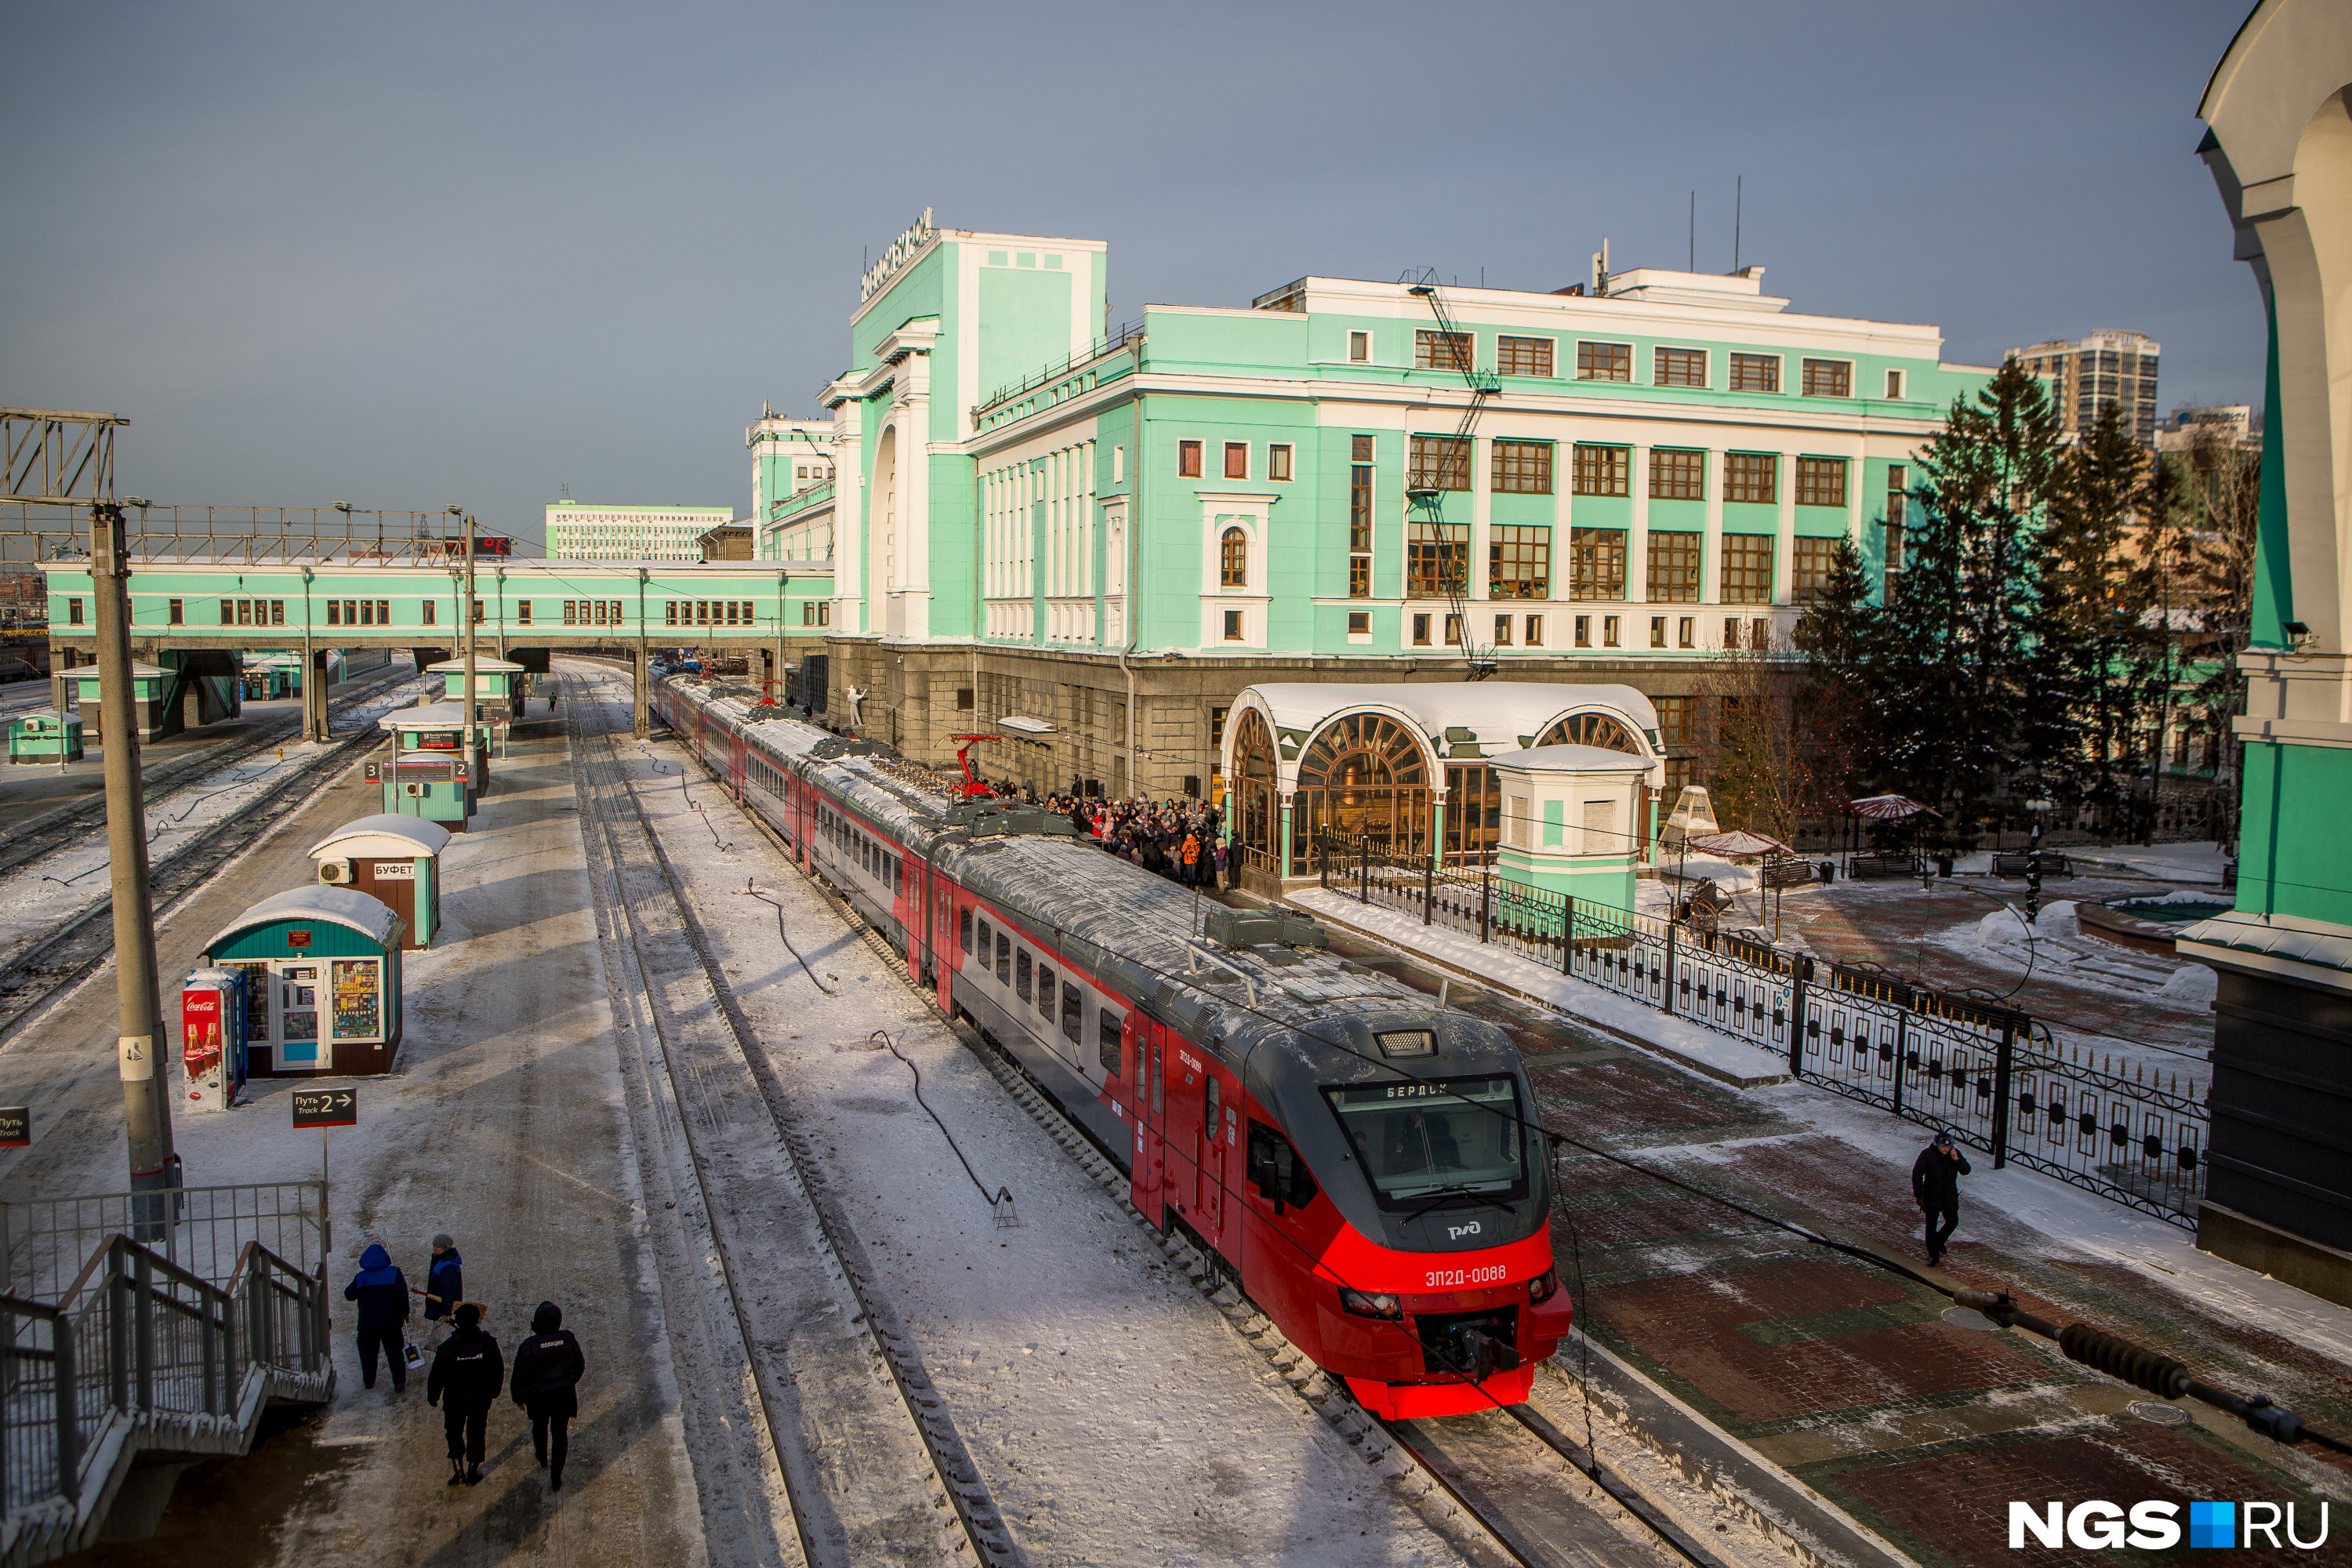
[1063,985,1083,1046]
[976,918,992,964]
[996,934,1011,985]
[1247,1120,1320,1214]
[1015,949,1032,1004]
[1205,1075,1221,1137]
[960,909,973,954]
[1098,1007,1121,1075]
[1151,1040,1163,1116]
[1036,966,1054,1018]
[1321,1077,1526,1207]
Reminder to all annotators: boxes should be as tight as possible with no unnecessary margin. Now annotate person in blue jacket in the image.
[342,1243,412,1392]
[422,1233,463,1330]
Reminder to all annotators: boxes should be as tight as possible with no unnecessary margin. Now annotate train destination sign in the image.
[0,1106,27,1147]
[291,1088,358,1128]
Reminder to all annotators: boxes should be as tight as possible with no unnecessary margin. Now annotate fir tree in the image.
[2041,401,2146,837]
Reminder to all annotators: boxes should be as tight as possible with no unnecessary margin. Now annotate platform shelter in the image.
[8,709,84,764]
[199,886,405,1076]
[423,655,529,719]
[306,813,452,949]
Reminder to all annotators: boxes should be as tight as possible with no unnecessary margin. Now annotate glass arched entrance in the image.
[1535,712,1643,753]
[1289,712,1431,877]
[1232,708,1279,877]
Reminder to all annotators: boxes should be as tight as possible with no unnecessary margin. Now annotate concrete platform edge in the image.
[2197,1200,2352,1310]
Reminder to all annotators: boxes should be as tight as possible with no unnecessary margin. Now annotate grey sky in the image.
[4,2,2261,549]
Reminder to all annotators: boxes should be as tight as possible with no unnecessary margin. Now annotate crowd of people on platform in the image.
[985,782,1238,890]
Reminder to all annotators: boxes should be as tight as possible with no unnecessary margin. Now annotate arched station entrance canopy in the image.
[1223,683,1665,880]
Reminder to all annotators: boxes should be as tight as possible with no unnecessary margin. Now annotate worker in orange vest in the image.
[1181,831,1201,887]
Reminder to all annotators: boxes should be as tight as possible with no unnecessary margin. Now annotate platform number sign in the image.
[0,1107,27,1148]
[291,1088,357,1128]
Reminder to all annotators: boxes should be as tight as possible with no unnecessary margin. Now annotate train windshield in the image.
[1323,1076,1525,1206]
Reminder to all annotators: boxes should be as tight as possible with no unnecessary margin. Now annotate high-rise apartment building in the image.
[544,501,735,561]
[2008,330,2161,444]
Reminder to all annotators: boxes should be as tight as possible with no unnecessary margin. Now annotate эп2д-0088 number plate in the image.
[1424,1263,1509,1289]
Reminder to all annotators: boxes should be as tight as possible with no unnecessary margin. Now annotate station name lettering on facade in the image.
[860,208,935,303]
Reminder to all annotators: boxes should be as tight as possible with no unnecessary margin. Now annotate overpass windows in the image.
[660,599,757,628]
[561,601,622,626]
[169,599,183,626]
[423,601,437,626]
[516,601,532,625]
[222,601,237,625]
[225,597,286,626]
[67,599,83,625]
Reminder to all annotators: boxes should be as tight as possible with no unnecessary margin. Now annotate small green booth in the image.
[199,886,405,1077]
[241,654,295,701]
[1486,744,1656,916]
[425,656,529,720]
[306,813,451,949]
[377,702,485,830]
[9,710,85,764]
[68,661,172,743]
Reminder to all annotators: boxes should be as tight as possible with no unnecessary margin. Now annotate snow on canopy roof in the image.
[202,885,401,954]
[423,657,528,673]
[13,710,79,725]
[70,662,167,678]
[305,813,452,861]
[1486,743,1657,774]
[1240,682,1660,748]
[379,702,471,729]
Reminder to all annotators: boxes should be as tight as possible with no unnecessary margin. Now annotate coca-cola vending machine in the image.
[180,967,250,1112]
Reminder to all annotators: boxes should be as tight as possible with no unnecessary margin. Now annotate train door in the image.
[1198,1066,1229,1254]
[905,853,926,982]
[1131,1010,1167,1227]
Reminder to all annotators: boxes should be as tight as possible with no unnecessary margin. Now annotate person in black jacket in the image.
[1912,1130,1974,1266]
[342,1243,411,1392]
[426,1302,504,1486]
[510,1301,586,1490]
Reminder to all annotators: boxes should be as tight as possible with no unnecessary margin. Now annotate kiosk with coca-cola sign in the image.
[180,966,252,1112]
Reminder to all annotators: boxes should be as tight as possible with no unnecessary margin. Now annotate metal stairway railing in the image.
[0,1232,332,1566]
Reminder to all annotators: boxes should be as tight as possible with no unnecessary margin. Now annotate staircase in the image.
[1,1187,335,1563]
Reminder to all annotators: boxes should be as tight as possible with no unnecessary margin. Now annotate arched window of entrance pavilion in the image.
[1535,712,1643,754]
[1288,712,1430,878]
[1232,708,1279,877]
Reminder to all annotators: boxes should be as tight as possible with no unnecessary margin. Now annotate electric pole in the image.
[90,502,177,1210]
[463,515,477,789]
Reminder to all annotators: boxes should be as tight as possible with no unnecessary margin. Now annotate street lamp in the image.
[2024,795,2054,920]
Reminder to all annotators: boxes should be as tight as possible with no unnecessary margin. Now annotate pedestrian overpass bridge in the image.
[37,557,837,736]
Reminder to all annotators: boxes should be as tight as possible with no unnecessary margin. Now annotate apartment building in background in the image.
[765,220,1994,818]
[2009,329,2162,445]
[544,500,735,561]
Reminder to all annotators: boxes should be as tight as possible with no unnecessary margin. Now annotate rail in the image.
[0,1233,331,1559]
[973,321,1144,419]
[1323,835,2209,1228]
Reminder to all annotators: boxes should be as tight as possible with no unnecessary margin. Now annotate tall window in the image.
[1414,330,1472,372]
[1576,341,1631,382]
[1488,527,1550,599]
[1729,353,1780,393]
[1268,444,1292,481]
[1570,445,1629,496]
[1491,440,1552,494]
[1721,535,1775,603]
[1220,528,1247,587]
[1648,532,1701,601]
[1801,358,1852,397]
[1884,463,1908,602]
[1795,456,1848,507]
[1406,521,1468,598]
[1348,435,1374,598]
[1224,442,1249,480]
[1568,528,1627,600]
[1348,331,1370,361]
[1650,448,1704,501]
[1654,695,1695,748]
[1408,436,1471,492]
[1497,336,1554,377]
[1653,347,1707,387]
[1178,440,1203,477]
[1792,536,1837,602]
[1727,452,1777,504]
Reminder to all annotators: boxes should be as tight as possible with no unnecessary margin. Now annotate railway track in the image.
[564,670,1025,1568]
[0,666,425,1045]
[615,666,1768,1568]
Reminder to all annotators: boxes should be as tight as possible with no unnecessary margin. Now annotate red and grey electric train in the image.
[652,675,1573,1418]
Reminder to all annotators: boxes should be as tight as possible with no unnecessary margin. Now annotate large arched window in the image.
[1220,528,1248,588]
[1536,712,1643,754]
[1290,712,1430,877]
[1233,708,1278,876]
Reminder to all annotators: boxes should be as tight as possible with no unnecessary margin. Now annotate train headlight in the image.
[1528,1268,1561,1305]
[1339,1288,1403,1320]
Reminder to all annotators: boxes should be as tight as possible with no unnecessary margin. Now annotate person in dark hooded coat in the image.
[510,1301,586,1490]
[342,1243,411,1392]
[421,1233,463,1330]
[426,1302,504,1486]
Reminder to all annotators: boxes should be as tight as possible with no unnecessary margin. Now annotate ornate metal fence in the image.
[1324,837,2209,1229]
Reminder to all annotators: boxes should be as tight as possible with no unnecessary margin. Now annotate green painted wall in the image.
[2237,741,2352,928]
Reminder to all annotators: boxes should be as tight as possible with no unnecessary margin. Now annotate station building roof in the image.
[378,702,471,730]
[1224,681,1665,793]
[306,813,453,861]
[1485,743,1658,775]
[202,885,402,955]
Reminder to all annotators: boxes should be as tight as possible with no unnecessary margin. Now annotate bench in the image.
[1763,856,1819,889]
[1845,854,1920,880]
[1991,851,2072,878]
[1676,880,1733,930]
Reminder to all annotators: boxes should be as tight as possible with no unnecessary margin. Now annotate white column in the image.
[1775,452,1798,606]
[1703,447,1727,608]
[1628,444,1650,611]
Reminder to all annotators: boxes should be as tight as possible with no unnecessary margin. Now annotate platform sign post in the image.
[293,1088,356,1251]
[0,1106,29,1147]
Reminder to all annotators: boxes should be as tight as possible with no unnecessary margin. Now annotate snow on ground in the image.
[0,675,430,968]
[1294,894,2352,1377]
[578,667,1471,1568]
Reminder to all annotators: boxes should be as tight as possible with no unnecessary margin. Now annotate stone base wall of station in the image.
[807,637,1731,804]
